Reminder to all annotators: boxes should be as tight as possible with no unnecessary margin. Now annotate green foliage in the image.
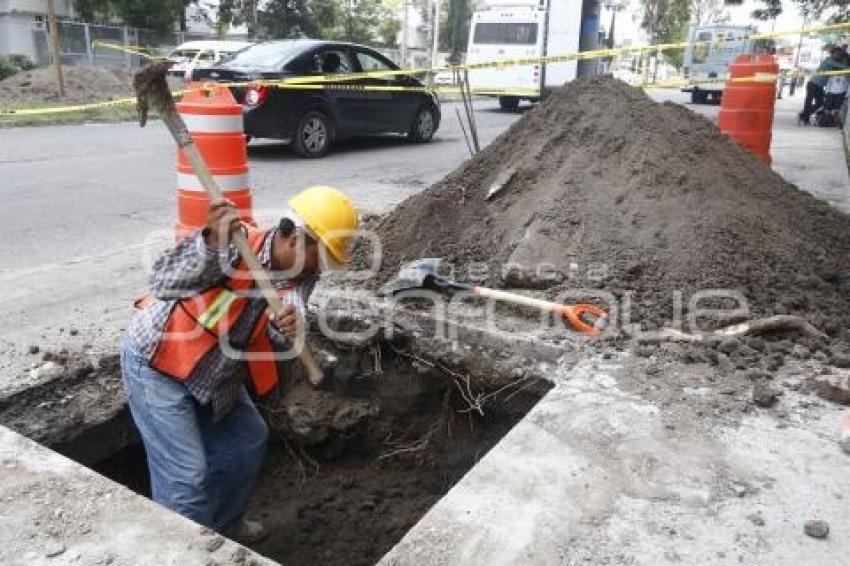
[640,0,690,68]
[441,0,473,61]
[255,0,399,45]
[0,56,18,81]
[73,0,184,35]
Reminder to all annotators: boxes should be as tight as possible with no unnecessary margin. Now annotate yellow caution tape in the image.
[4,22,849,118]
[0,96,140,116]
[89,21,850,87]
[91,41,160,60]
[3,68,848,118]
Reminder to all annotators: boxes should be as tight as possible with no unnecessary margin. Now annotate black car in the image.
[192,39,441,158]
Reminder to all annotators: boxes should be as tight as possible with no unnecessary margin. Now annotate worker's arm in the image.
[149,200,239,300]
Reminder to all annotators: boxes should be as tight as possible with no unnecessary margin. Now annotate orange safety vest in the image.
[142,228,286,396]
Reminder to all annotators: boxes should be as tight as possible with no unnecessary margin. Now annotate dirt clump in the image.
[0,65,133,108]
[352,76,850,339]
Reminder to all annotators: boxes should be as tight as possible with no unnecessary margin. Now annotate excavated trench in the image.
[0,316,554,566]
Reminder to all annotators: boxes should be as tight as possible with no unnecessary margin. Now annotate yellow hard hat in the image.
[288,185,359,265]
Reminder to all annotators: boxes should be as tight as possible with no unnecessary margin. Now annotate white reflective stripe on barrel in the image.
[181,112,244,133]
[177,171,250,192]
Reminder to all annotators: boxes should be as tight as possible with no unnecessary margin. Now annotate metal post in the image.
[46,0,65,97]
[123,25,130,70]
[401,0,409,68]
[84,23,93,65]
[431,0,440,72]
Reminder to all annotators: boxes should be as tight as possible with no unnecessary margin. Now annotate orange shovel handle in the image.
[471,287,607,336]
[556,303,608,336]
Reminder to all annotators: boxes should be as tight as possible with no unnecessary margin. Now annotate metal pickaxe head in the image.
[381,258,472,296]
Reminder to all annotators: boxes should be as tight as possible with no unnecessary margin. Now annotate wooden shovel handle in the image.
[179,137,324,384]
[472,286,606,336]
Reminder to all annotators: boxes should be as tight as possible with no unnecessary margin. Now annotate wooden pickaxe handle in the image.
[159,104,324,385]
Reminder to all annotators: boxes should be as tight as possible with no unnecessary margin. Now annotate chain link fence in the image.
[11,20,188,69]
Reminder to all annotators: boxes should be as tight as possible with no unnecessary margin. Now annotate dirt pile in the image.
[354,77,850,338]
[0,65,133,108]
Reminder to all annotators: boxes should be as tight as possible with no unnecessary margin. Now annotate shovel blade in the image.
[380,258,443,296]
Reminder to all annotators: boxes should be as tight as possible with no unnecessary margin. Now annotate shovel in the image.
[383,259,607,336]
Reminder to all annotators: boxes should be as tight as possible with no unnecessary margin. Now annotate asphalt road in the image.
[0,100,522,386]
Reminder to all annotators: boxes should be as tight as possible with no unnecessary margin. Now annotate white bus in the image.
[466,0,588,111]
[682,24,774,104]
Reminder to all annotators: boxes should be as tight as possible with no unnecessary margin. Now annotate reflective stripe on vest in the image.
[197,289,238,330]
[144,227,281,396]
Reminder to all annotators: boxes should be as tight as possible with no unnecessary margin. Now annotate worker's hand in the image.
[270,304,301,340]
[204,199,241,249]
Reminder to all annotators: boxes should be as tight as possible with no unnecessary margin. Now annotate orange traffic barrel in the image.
[718,54,779,164]
[175,83,253,241]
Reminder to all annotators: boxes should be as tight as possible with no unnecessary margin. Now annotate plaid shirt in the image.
[125,228,317,420]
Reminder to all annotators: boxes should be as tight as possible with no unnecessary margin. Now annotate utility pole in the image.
[401,0,409,68]
[431,0,440,72]
[47,0,65,97]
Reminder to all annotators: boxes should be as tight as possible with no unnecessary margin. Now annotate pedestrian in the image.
[799,46,849,124]
[120,185,358,542]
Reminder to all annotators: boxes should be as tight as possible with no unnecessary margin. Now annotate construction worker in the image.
[119,186,358,542]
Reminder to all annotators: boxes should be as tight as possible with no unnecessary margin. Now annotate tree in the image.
[441,0,472,61]
[335,0,397,45]
[751,0,782,22]
[690,0,728,25]
[639,0,690,72]
[74,0,183,35]
[257,0,332,39]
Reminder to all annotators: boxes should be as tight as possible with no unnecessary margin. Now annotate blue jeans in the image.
[120,342,269,530]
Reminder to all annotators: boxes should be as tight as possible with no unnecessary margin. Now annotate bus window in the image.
[692,31,712,64]
[473,23,538,45]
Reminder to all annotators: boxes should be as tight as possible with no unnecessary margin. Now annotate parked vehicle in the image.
[465,0,593,111]
[192,40,441,158]
[681,24,774,104]
[167,40,253,82]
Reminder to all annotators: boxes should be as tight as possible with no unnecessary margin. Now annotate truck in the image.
[465,0,599,111]
[681,24,774,104]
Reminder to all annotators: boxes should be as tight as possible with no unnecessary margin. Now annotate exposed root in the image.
[634,314,829,343]
[281,435,320,484]
[377,421,441,462]
[387,344,486,415]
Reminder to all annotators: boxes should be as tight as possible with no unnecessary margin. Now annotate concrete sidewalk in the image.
[770,95,850,214]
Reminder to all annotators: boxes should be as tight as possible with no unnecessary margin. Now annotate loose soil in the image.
[352,77,850,340]
[0,65,134,108]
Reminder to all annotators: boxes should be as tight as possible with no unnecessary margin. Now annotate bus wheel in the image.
[691,90,708,104]
[499,96,520,112]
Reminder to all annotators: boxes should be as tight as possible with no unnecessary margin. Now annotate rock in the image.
[29,361,64,381]
[45,541,66,558]
[792,344,811,359]
[747,513,765,526]
[205,535,225,553]
[752,382,779,408]
[231,546,248,564]
[808,375,850,405]
[831,352,850,369]
[718,338,740,354]
[813,351,829,363]
[803,519,829,539]
[718,353,735,374]
[28,345,40,355]
[69,328,79,336]
[765,354,784,372]
[767,340,794,355]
